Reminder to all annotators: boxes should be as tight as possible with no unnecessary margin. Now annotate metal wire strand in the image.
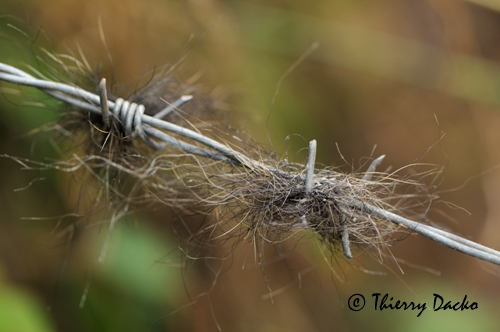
[2,62,500,266]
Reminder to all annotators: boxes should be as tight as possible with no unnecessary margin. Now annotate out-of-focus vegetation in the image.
[2,0,500,331]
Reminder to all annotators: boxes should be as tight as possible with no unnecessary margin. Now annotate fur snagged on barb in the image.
[1,46,434,263]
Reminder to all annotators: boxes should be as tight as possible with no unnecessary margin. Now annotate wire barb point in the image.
[363,154,385,180]
[341,227,353,259]
[305,139,317,195]
[154,94,194,119]
[98,78,110,127]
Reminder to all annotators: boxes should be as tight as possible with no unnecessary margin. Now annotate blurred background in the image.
[2,0,500,331]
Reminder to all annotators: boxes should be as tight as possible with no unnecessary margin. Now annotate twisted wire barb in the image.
[1,62,500,266]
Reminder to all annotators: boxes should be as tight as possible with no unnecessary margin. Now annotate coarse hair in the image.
[1,22,440,276]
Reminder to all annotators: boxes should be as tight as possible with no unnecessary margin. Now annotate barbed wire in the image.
[1,61,500,266]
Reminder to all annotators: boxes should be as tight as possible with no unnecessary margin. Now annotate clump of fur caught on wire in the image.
[26,50,231,211]
[7,47,434,263]
[172,160,431,261]
[134,134,434,262]
[44,52,226,163]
